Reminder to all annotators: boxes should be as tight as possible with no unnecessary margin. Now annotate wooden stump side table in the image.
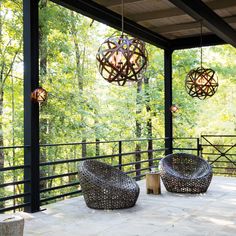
[146,172,161,195]
[0,215,24,236]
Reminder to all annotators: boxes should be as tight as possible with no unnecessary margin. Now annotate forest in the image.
[0,0,236,211]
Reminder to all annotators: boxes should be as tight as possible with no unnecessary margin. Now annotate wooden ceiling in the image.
[51,0,236,49]
[93,0,236,48]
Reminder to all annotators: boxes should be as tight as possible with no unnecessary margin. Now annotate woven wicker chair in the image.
[78,160,140,209]
[159,153,212,193]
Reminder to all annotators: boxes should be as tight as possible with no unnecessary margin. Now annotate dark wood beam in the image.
[152,15,236,34]
[131,8,183,22]
[96,0,144,8]
[51,0,170,49]
[131,0,236,23]
[168,0,236,47]
[171,34,225,50]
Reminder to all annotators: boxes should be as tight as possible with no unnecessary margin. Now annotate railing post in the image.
[118,141,122,170]
[23,0,40,212]
[164,49,173,155]
[135,143,141,180]
[95,139,100,156]
[82,141,87,158]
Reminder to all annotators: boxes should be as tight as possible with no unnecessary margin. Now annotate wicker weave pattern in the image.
[96,34,148,86]
[78,160,140,209]
[185,67,218,100]
[159,153,212,193]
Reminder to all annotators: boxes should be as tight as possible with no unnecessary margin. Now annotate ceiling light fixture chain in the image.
[121,0,124,35]
[200,20,203,68]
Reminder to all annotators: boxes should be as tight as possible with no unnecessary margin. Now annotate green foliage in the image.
[172,45,236,137]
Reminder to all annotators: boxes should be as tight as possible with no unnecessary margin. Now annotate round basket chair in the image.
[78,160,140,209]
[159,153,212,193]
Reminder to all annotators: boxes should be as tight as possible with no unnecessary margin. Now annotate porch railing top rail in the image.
[201,134,236,137]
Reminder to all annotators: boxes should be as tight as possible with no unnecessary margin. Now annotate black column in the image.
[23,0,40,212]
[164,49,173,155]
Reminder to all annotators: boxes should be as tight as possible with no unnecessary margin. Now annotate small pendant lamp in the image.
[170,104,179,113]
[31,87,48,105]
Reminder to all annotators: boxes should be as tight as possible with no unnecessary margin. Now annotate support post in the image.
[23,0,40,212]
[164,49,173,155]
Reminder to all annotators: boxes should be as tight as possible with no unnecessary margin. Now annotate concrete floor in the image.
[17,176,236,236]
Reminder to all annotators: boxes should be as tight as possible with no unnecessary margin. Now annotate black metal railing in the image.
[173,137,200,156]
[0,135,235,213]
[201,135,236,176]
[0,138,168,213]
[39,138,168,205]
[0,145,31,213]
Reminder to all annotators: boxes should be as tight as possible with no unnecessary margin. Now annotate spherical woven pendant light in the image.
[185,21,218,100]
[185,67,218,100]
[96,33,148,86]
[96,0,148,86]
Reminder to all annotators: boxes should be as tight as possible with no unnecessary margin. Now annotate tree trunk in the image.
[70,12,87,157]
[0,92,4,208]
[0,1,22,209]
[94,108,100,156]
[68,147,76,182]
[95,139,100,156]
[11,73,17,209]
[144,77,153,168]
[135,80,142,180]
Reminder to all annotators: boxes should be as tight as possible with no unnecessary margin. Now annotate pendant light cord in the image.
[121,0,124,35]
[200,20,203,68]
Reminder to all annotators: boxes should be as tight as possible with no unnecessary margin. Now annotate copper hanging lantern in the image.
[170,104,179,113]
[96,34,148,86]
[185,67,218,100]
[31,87,48,104]
[96,0,148,86]
[185,21,218,100]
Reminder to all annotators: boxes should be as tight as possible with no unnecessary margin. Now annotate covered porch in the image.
[0,0,236,229]
[18,0,236,213]
[22,176,236,236]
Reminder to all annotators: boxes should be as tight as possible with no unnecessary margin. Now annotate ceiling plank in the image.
[168,0,236,47]
[152,16,236,34]
[132,8,183,22]
[205,0,236,9]
[51,0,170,49]
[130,0,236,22]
